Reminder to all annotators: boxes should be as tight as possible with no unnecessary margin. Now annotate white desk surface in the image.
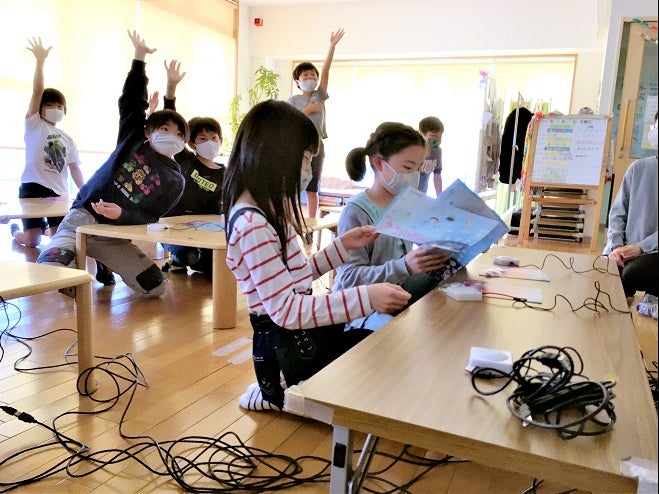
[0,261,92,298]
[0,197,72,221]
[75,214,235,329]
[296,246,658,493]
[0,261,95,382]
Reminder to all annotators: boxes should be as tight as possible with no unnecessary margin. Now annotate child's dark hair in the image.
[146,109,189,142]
[188,117,222,143]
[222,99,319,258]
[40,88,66,113]
[345,122,425,182]
[293,62,319,80]
[418,116,444,134]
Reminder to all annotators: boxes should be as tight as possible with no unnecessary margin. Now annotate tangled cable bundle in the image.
[471,345,616,439]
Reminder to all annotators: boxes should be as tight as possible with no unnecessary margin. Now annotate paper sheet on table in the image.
[479,266,549,281]
[483,282,543,303]
[374,179,508,266]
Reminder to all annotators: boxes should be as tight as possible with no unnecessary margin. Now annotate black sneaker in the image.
[95,261,116,286]
[162,259,187,273]
[58,286,76,299]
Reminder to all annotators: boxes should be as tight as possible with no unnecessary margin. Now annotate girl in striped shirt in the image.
[223,100,411,411]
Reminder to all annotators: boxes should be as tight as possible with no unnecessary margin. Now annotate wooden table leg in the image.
[75,230,97,392]
[75,230,87,271]
[75,280,97,392]
[212,248,236,329]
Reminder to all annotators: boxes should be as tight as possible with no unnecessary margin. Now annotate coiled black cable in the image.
[471,345,616,439]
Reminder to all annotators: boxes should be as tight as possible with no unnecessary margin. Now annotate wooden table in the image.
[291,246,658,493]
[303,215,339,249]
[0,261,94,386]
[0,196,72,222]
[75,215,236,329]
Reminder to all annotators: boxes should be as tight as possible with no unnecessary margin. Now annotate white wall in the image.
[238,0,610,113]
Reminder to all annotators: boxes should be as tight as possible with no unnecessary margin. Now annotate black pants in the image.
[249,314,372,409]
[619,252,658,297]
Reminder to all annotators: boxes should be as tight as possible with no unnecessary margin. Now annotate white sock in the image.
[239,382,281,411]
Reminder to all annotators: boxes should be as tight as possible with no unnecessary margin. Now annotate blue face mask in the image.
[382,160,419,194]
[300,167,313,190]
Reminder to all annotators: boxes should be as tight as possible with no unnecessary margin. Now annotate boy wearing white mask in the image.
[604,112,658,301]
[11,37,85,248]
[158,59,225,276]
[37,30,188,299]
[287,29,344,223]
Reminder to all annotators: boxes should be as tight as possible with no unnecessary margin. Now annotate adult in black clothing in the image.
[499,107,533,184]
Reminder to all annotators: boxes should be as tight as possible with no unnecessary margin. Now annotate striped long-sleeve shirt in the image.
[226,205,373,329]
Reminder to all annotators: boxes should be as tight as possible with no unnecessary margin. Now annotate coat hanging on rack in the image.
[498,107,533,184]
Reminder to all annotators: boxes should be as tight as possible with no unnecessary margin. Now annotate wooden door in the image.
[612,21,658,203]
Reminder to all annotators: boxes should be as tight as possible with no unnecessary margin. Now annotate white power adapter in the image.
[147,223,168,231]
[465,347,513,373]
[444,283,483,301]
[493,255,519,266]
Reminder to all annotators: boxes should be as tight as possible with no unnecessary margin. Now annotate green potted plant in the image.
[229,66,281,136]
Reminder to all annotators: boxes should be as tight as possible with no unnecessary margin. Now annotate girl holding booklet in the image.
[334,121,462,330]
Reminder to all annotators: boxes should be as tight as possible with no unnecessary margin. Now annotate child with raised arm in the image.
[159,60,225,276]
[333,122,462,330]
[287,28,344,221]
[11,37,84,248]
[37,31,188,298]
[223,100,411,411]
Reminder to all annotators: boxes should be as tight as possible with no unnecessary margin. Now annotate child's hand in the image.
[26,37,52,63]
[330,28,345,47]
[339,225,378,250]
[148,91,159,115]
[127,30,156,61]
[366,283,411,313]
[164,59,186,85]
[304,101,323,114]
[404,247,451,275]
[91,199,122,220]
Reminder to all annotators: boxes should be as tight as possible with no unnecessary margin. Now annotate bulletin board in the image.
[528,116,611,187]
[517,114,612,251]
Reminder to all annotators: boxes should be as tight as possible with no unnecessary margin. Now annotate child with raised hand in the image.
[333,122,461,331]
[36,30,188,298]
[11,37,84,248]
[288,28,344,221]
[223,100,411,411]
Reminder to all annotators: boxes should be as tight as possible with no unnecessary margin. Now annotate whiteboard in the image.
[531,117,609,186]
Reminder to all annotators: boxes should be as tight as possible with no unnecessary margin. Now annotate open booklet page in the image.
[374,179,509,266]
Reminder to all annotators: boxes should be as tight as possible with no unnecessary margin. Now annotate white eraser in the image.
[466,347,513,373]
[147,223,167,231]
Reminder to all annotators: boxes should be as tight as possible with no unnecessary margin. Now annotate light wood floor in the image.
[0,223,646,494]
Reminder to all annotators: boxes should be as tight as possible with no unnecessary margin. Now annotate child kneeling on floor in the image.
[223,100,411,411]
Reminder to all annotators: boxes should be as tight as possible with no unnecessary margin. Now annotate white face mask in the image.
[648,126,658,149]
[298,79,317,93]
[151,133,185,157]
[44,108,64,123]
[382,160,419,194]
[301,167,314,191]
[195,140,221,160]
